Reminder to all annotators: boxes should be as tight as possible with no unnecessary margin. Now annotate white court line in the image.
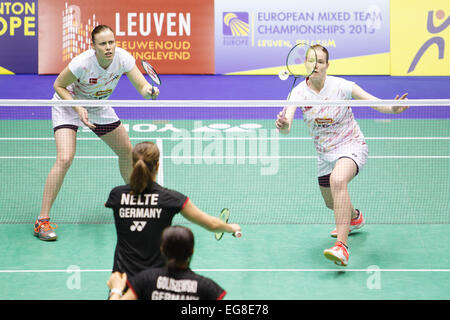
[0,137,449,141]
[1,156,449,159]
[0,268,449,273]
[156,138,164,186]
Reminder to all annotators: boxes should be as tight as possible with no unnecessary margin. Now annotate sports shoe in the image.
[330,209,365,238]
[323,241,349,266]
[34,218,58,241]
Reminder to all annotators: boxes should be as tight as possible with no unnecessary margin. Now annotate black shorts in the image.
[53,120,122,137]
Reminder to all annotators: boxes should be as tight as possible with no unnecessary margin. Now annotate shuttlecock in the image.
[278,69,289,81]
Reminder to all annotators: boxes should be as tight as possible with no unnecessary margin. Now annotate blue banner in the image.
[0,0,38,74]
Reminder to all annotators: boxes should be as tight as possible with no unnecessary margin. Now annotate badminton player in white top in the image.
[275,45,408,266]
[34,25,160,241]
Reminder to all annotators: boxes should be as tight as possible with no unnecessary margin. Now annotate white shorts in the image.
[51,95,119,129]
[317,141,368,178]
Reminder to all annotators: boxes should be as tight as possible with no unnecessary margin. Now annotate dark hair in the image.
[311,44,329,63]
[91,24,114,44]
[129,141,160,194]
[160,226,195,271]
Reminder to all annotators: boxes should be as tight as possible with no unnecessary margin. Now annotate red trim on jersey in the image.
[126,279,139,299]
[217,290,227,300]
[181,197,190,210]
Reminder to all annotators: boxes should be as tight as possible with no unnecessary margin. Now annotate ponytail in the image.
[129,159,153,194]
[167,258,178,272]
[129,142,160,194]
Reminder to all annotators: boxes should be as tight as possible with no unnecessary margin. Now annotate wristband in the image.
[110,288,123,297]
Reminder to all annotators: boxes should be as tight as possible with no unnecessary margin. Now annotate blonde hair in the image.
[129,142,160,194]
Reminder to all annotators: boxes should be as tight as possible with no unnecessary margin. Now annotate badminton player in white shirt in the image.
[34,25,159,241]
[276,45,408,266]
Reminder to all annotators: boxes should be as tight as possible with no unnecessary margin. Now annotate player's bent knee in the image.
[329,174,348,191]
[55,155,74,169]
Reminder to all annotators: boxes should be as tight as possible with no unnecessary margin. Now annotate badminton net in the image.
[0,98,448,224]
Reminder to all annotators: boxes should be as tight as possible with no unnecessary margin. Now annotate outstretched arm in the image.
[352,84,409,114]
[126,65,159,99]
[180,200,241,234]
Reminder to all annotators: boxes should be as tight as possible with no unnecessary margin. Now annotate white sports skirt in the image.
[317,140,368,177]
[51,95,119,129]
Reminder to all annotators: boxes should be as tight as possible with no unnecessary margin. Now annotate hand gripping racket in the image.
[280,44,317,118]
[214,208,242,241]
[141,60,161,100]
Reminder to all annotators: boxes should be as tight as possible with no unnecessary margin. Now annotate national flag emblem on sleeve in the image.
[89,78,98,84]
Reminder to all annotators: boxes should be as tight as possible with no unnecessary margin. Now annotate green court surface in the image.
[0,119,449,300]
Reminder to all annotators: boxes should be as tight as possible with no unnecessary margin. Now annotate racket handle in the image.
[151,86,157,100]
[233,231,242,238]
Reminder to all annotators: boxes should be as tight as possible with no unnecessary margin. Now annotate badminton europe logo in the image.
[408,9,450,73]
[222,12,249,46]
[223,12,249,36]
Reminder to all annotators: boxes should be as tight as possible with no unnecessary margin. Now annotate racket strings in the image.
[215,208,230,241]
[286,45,317,77]
[141,61,161,86]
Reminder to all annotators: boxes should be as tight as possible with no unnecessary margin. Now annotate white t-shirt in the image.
[53,47,135,100]
[289,75,366,154]
[51,47,135,127]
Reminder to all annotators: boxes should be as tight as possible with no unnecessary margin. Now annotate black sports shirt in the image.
[127,266,227,300]
[105,182,189,277]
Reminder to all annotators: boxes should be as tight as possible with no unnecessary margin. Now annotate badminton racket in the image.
[141,60,161,100]
[214,208,242,241]
[280,44,317,118]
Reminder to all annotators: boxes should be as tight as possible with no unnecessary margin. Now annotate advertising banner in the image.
[215,0,390,75]
[391,0,450,76]
[0,0,38,74]
[38,0,214,74]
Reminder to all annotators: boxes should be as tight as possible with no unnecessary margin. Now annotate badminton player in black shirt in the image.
[107,226,226,300]
[105,141,241,278]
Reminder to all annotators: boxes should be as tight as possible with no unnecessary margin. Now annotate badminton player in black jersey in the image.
[107,225,226,300]
[105,141,241,279]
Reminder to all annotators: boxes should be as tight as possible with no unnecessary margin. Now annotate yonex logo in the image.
[130,221,147,232]
[223,12,249,36]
